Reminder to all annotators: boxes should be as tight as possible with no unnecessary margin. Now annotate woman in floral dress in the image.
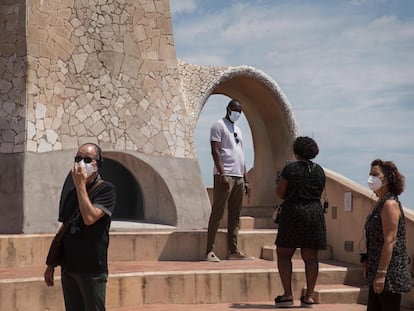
[364,159,411,311]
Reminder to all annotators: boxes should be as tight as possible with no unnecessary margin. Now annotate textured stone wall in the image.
[177,59,227,128]
[0,0,27,153]
[0,0,298,233]
[1,0,196,158]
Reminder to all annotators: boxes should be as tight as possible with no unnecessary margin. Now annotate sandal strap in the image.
[300,296,315,305]
[275,295,293,303]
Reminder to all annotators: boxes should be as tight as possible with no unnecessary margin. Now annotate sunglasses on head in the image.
[74,156,96,164]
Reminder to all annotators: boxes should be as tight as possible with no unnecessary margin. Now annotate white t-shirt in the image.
[210,117,245,177]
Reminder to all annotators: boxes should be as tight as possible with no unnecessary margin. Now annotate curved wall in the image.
[104,151,177,226]
[104,151,211,229]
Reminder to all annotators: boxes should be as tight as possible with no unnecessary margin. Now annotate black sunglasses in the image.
[74,156,96,164]
[234,132,239,144]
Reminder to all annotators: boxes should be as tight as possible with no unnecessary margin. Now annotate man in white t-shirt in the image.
[204,99,254,262]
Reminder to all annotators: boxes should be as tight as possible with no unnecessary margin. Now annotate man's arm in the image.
[373,199,400,293]
[211,141,224,175]
[211,141,230,190]
[44,224,65,286]
[76,184,106,225]
[276,178,288,199]
[243,170,250,196]
[72,163,105,225]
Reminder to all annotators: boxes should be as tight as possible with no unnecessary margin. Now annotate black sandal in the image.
[275,295,294,308]
[300,296,315,308]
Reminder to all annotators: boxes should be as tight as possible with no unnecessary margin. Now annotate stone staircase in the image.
[0,214,369,311]
[239,205,278,229]
[218,205,277,230]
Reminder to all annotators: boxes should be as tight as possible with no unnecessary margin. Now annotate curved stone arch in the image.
[103,151,177,226]
[178,60,299,206]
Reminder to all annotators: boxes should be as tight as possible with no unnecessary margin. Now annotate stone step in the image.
[0,229,277,268]
[225,216,276,230]
[240,216,255,229]
[219,206,277,230]
[250,216,277,229]
[0,259,364,310]
[107,302,370,311]
[261,245,333,261]
[0,227,369,310]
[220,206,277,230]
[312,284,369,305]
[241,205,276,218]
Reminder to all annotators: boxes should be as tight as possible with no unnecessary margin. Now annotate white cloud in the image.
[169,0,197,15]
[171,0,414,208]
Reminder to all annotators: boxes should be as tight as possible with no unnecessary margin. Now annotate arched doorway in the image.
[59,158,144,221]
[103,151,181,227]
[193,94,254,188]
[178,60,299,206]
[101,158,144,220]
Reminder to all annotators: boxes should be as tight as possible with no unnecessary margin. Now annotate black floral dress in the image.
[275,160,327,249]
[365,193,412,293]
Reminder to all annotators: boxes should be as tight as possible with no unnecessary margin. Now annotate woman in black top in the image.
[274,136,327,308]
[364,159,411,311]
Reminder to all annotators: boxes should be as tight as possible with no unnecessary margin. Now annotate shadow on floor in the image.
[229,303,275,309]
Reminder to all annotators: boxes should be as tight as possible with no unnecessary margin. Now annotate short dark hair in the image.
[371,159,404,195]
[227,99,241,109]
[80,142,103,168]
[293,136,319,160]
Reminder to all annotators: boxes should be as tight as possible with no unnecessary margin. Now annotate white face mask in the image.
[367,175,382,191]
[79,160,96,178]
[229,111,241,122]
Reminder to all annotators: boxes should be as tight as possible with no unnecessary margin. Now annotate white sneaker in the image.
[204,251,220,262]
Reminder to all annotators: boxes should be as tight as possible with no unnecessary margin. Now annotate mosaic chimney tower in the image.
[0,0,214,233]
[0,0,297,233]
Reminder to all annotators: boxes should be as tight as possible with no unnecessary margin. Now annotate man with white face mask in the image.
[204,99,253,262]
[44,143,116,311]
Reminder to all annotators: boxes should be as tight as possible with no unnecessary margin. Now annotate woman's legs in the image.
[301,248,319,301]
[276,246,296,297]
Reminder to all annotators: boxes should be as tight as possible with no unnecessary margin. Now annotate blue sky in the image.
[169,0,414,209]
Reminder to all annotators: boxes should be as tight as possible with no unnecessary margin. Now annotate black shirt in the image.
[281,160,325,204]
[59,176,116,273]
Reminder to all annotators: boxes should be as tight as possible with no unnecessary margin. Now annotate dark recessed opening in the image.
[101,158,143,220]
[60,158,144,221]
